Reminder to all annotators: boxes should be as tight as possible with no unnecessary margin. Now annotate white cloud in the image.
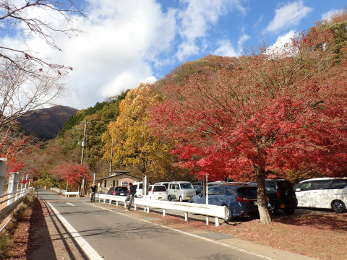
[321,9,344,22]
[214,40,239,57]
[213,33,249,57]
[266,1,312,32]
[176,0,245,60]
[265,30,298,58]
[0,0,176,109]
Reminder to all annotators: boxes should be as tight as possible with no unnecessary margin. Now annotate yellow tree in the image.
[103,84,177,182]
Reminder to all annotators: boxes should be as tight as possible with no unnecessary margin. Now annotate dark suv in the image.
[264,179,298,215]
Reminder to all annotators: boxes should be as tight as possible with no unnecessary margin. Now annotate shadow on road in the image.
[27,198,57,260]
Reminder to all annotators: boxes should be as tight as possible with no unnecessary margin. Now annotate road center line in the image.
[86,202,275,260]
[47,201,104,260]
[66,202,75,206]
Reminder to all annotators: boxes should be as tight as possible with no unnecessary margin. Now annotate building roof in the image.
[96,170,141,181]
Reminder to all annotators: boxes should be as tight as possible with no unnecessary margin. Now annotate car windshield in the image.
[153,186,166,192]
[180,183,193,189]
[117,187,127,191]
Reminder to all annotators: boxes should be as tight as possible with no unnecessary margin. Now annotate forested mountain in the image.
[17,105,77,140]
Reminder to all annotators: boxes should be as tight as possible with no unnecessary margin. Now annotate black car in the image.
[264,179,298,215]
[107,186,129,196]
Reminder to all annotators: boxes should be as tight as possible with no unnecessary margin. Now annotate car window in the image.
[224,186,235,195]
[265,182,277,193]
[153,186,166,192]
[180,183,193,189]
[208,186,223,195]
[330,179,347,189]
[298,182,313,191]
[311,180,332,190]
[139,184,143,189]
[237,187,257,199]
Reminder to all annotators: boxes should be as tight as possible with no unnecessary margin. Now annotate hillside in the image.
[18,105,78,140]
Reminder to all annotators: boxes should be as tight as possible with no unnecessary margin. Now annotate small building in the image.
[96,170,141,193]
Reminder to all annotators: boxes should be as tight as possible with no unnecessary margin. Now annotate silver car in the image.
[167,181,196,202]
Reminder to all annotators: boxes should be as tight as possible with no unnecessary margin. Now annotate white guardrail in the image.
[50,188,79,197]
[95,193,227,227]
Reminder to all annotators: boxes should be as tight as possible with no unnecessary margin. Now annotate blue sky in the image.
[1,0,345,109]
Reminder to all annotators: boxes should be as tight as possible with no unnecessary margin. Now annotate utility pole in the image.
[80,120,87,196]
[80,120,87,165]
[109,135,113,175]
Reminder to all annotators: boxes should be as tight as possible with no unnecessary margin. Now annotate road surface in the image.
[38,190,269,260]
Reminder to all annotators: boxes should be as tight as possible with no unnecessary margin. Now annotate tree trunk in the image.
[256,169,272,224]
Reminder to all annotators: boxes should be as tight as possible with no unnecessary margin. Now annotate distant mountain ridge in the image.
[18,105,78,140]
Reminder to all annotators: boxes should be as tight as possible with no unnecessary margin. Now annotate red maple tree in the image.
[50,163,91,188]
[150,19,347,223]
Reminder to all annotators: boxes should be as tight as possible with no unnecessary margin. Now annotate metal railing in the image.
[95,193,227,226]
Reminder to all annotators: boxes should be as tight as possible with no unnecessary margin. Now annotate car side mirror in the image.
[295,188,301,192]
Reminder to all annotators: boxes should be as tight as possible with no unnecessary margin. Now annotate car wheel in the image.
[179,196,183,202]
[331,200,346,213]
[168,195,172,201]
[224,206,233,224]
[283,208,295,215]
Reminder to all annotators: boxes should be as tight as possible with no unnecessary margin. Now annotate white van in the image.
[167,181,196,202]
[295,177,347,213]
[133,181,144,198]
[148,185,168,200]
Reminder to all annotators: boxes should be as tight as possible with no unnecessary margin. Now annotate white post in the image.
[7,172,18,206]
[206,173,209,205]
[184,212,188,222]
[116,201,119,206]
[134,204,137,210]
[206,217,209,225]
[215,217,219,227]
[163,209,166,216]
[0,158,7,196]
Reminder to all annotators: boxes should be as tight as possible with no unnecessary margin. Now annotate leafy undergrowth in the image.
[126,206,347,260]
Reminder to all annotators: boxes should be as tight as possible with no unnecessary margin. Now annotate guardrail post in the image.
[206,217,209,225]
[215,217,219,227]
[163,209,166,216]
[134,204,137,211]
[116,201,119,206]
[109,199,112,204]
[98,194,101,203]
[7,172,18,206]
[103,198,106,204]
[124,202,126,208]
[184,212,188,222]
[147,207,150,213]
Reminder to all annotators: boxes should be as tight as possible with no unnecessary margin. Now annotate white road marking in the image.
[87,203,275,260]
[47,202,104,260]
[66,202,75,206]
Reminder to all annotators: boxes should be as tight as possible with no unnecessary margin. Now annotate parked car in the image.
[191,183,258,222]
[264,179,298,215]
[148,185,168,200]
[107,186,129,196]
[295,177,347,213]
[167,181,196,201]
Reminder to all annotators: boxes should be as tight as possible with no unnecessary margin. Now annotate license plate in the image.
[120,193,124,195]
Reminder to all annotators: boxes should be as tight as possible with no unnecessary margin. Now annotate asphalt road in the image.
[39,190,269,260]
